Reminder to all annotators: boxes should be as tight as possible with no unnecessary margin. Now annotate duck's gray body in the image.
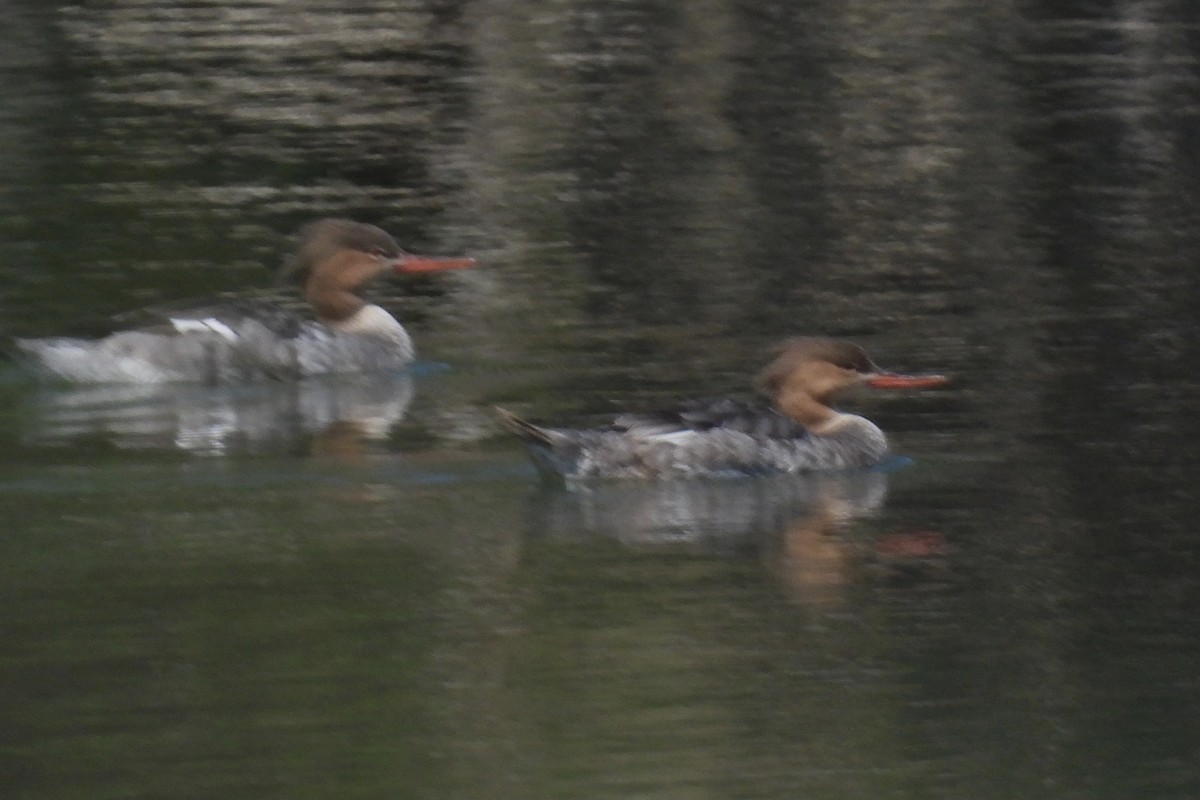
[499,338,945,481]
[499,399,888,480]
[15,301,413,385]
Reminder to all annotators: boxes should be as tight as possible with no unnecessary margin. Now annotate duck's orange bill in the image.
[393,255,478,274]
[865,373,950,390]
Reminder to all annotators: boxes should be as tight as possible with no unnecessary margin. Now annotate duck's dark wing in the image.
[108,296,310,340]
[612,397,810,439]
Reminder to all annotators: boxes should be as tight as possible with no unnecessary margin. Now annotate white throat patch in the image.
[328,304,405,339]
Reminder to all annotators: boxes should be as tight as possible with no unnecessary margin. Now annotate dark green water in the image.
[2,1,1199,798]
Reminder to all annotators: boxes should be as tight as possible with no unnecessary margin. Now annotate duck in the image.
[13,218,476,384]
[497,338,948,479]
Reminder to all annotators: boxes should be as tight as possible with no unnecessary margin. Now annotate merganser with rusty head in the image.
[14,219,476,384]
[498,338,948,479]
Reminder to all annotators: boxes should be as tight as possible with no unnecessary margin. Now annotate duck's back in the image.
[504,399,889,480]
[15,299,412,384]
[612,397,809,439]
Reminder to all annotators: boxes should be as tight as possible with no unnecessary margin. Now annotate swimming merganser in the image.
[14,218,476,384]
[498,338,948,479]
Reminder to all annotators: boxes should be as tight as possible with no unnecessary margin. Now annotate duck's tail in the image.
[494,406,559,446]
[496,407,588,478]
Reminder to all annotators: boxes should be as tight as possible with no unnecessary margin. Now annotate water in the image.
[2,1,1200,798]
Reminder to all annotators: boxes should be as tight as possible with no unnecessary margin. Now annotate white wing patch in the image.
[170,317,239,341]
[646,430,700,445]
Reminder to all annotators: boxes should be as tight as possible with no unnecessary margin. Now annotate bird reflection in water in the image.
[22,371,416,458]
[530,470,946,609]
[765,494,948,609]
